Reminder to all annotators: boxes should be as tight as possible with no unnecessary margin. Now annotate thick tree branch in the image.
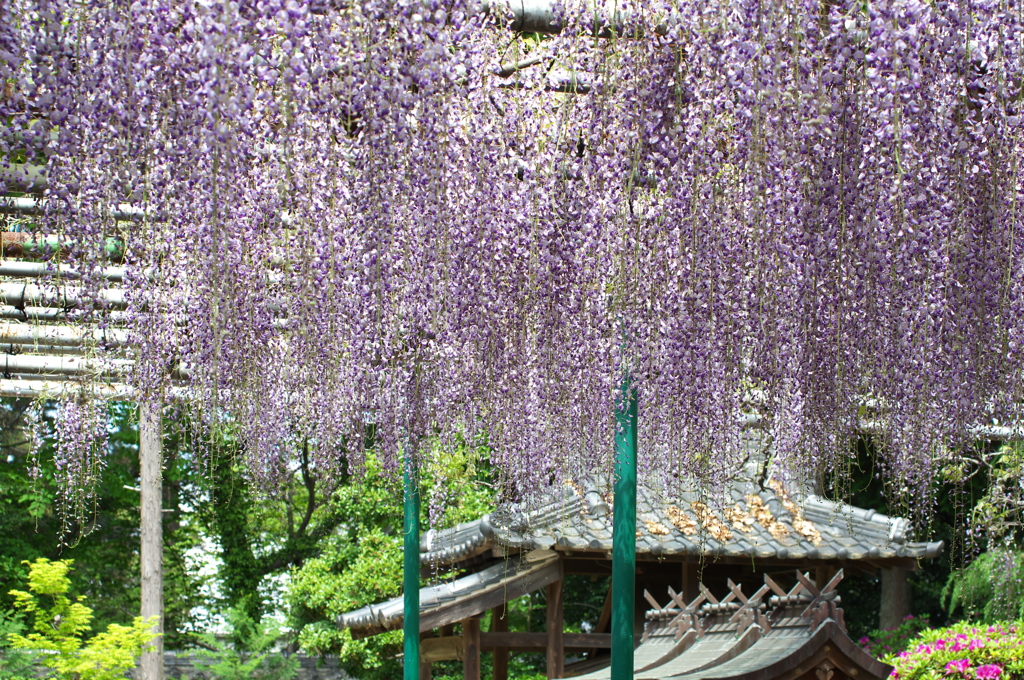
[297,439,316,537]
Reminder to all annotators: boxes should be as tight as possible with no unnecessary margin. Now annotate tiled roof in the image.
[490,476,944,562]
[420,434,944,566]
[419,479,942,566]
[336,553,560,634]
[337,563,893,680]
[420,515,495,565]
[520,570,890,680]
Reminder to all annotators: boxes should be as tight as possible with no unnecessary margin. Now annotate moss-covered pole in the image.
[611,378,638,678]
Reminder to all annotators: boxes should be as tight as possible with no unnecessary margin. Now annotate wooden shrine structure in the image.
[336,443,943,679]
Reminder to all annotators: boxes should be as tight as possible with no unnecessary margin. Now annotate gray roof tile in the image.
[419,438,944,566]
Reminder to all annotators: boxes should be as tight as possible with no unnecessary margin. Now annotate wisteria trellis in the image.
[3,0,1024,508]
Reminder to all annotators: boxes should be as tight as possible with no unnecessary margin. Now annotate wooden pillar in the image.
[463,617,481,680]
[419,630,432,680]
[815,565,838,591]
[547,577,565,679]
[634,579,646,632]
[880,567,912,630]
[682,562,697,602]
[492,605,509,680]
[139,403,163,680]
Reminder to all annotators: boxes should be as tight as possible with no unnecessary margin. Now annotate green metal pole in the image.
[403,452,420,680]
[611,378,638,679]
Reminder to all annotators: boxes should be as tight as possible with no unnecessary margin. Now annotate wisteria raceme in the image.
[52,400,109,535]
[3,0,1024,514]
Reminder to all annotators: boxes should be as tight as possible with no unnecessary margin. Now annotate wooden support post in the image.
[584,581,614,659]
[547,576,565,679]
[463,618,482,680]
[815,565,838,591]
[880,567,911,630]
[492,605,509,680]
[419,630,432,680]
[139,403,163,680]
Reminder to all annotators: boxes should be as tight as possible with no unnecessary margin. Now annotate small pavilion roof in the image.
[336,553,561,636]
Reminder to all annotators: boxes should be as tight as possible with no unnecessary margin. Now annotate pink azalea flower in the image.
[860,636,871,645]
[968,639,985,651]
[976,665,1002,680]
[945,659,971,675]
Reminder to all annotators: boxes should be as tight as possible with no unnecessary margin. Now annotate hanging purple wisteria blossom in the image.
[52,399,109,533]
[3,0,1024,511]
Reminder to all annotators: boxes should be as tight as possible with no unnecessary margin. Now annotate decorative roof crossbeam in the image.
[726,579,772,634]
[797,570,846,630]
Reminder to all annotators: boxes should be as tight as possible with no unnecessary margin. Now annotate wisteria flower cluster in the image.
[886,621,1024,680]
[3,0,1024,510]
[52,400,110,533]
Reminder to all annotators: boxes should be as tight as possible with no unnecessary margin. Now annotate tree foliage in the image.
[192,607,298,680]
[287,443,493,678]
[944,551,1024,624]
[0,399,207,648]
[6,558,155,680]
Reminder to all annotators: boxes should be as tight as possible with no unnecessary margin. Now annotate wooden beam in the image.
[463,618,481,680]
[422,635,463,663]
[482,632,615,650]
[491,605,509,680]
[139,403,163,680]
[422,632,618,661]
[546,574,564,679]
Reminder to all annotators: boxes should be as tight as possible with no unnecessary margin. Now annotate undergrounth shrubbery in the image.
[884,621,1024,680]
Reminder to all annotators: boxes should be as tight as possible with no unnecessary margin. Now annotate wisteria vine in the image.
[3,0,1023,513]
